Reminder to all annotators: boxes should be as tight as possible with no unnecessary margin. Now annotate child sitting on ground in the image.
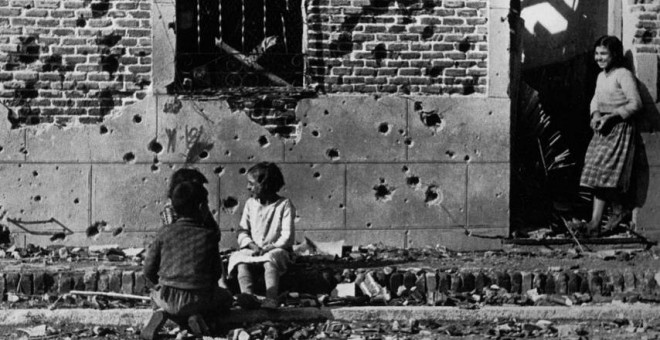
[142,181,232,340]
[227,162,296,309]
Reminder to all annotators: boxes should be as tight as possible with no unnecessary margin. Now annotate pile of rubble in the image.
[6,317,660,340]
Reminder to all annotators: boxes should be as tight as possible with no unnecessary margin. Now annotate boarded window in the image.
[174,0,305,91]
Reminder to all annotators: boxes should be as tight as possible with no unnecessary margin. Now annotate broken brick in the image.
[425,272,437,305]
[121,271,134,294]
[18,273,33,295]
[509,272,522,294]
[475,272,488,292]
[73,272,85,291]
[437,272,450,293]
[495,271,510,292]
[450,273,462,292]
[566,272,581,294]
[533,272,547,293]
[623,269,636,292]
[134,271,148,295]
[0,274,5,300]
[98,272,110,292]
[544,273,556,294]
[588,271,603,296]
[461,272,475,292]
[109,270,122,292]
[84,271,98,291]
[389,272,403,297]
[554,272,567,295]
[58,273,73,294]
[520,271,533,293]
[5,272,19,293]
[611,271,625,294]
[402,271,416,289]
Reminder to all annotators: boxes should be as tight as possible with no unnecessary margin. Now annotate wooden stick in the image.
[215,39,292,87]
[69,290,151,301]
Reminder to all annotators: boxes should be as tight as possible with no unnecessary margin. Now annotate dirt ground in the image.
[2,318,660,340]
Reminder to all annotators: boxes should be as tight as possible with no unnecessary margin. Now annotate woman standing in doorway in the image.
[580,35,643,236]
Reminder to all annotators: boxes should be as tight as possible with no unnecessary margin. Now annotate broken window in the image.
[173,0,305,92]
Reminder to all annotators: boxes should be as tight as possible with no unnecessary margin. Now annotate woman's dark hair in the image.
[247,162,285,194]
[168,168,208,199]
[594,35,625,71]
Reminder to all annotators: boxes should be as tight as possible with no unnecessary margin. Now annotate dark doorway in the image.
[511,0,611,236]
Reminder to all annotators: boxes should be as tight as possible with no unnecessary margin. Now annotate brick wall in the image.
[629,1,660,53]
[0,0,151,128]
[306,0,488,95]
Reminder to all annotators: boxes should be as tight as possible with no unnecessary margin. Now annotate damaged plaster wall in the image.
[0,0,512,251]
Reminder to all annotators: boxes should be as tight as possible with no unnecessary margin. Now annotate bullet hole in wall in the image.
[366,222,372,228]
[222,196,239,213]
[112,227,123,236]
[214,166,224,176]
[402,165,409,173]
[457,38,471,53]
[373,181,394,201]
[199,151,209,159]
[0,146,4,152]
[419,110,442,128]
[239,168,246,174]
[446,150,455,158]
[312,130,320,137]
[378,123,390,135]
[421,25,435,40]
[86,221,107,238]
[33,195,41,202]
[123,152,135,163]
[258,135,269,147]
[133,114,142,124]
[406,176,420,187]
[313,172,321,179]
[91,0,111,18]
[73,198,79,204]
[324,110,329,115]
[148,139,163,154]
[424,185,442,205]
[326,148,340,161]
[76,14,86,27]
[151,164,159,172]
[50,232,66,242]
[100,125,108,134]
[464,155,471,162]
[32,171,38,177]
[404,138,412,146]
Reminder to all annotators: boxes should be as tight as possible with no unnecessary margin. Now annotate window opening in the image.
[173,0,304,92]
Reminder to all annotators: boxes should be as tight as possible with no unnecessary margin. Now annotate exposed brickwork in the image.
[307,0,488,95]
[1,267,659,300]
[630,1,660,53]
[0,0,152,128]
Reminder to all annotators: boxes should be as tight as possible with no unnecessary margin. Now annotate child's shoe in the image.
[187,314,210,336]
[235,293,261,310]
[141,310,167,340]
[261,298,279,310]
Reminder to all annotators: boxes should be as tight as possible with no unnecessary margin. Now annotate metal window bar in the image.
[175,0,304,90]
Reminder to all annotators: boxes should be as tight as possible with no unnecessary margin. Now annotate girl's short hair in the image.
[594,35,625,70]
[168,168,208,199]
[247,162,285,193]
[171,181,207,217]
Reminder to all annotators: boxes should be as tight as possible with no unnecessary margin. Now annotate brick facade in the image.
[0,0,151,127]
[306,0,488,95]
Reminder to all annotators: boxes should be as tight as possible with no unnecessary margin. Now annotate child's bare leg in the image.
[264,262,279,300]
[237,264,255,295]
[587,196,606,234]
